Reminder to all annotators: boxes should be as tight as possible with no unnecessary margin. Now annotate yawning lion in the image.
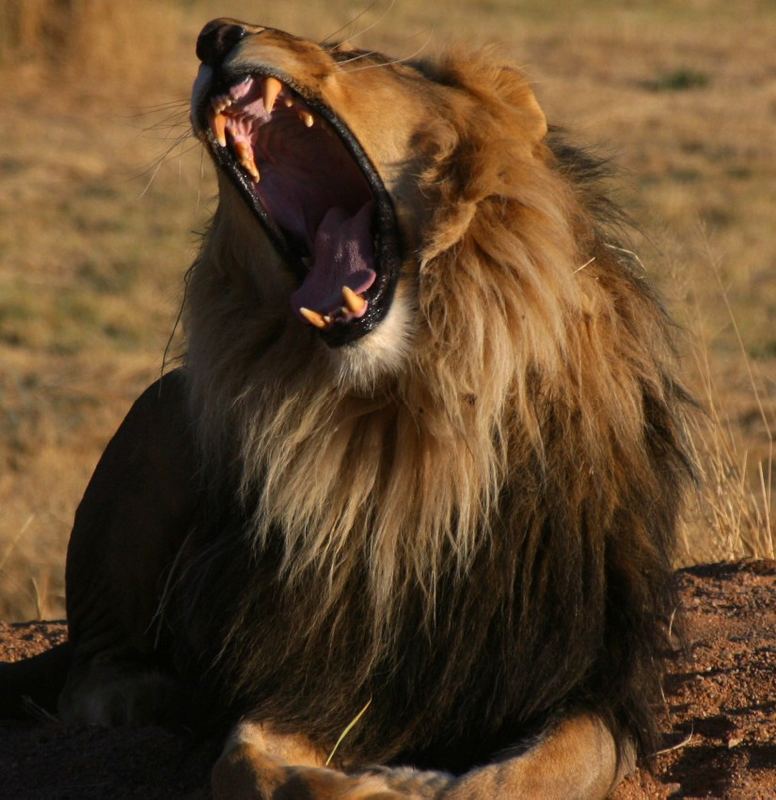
[16,19,695,799]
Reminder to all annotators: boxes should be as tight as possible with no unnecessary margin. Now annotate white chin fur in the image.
[335,282,415,390]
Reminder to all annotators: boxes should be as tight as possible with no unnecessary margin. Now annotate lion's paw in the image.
[211,723,451,800]
[212,761,435,800]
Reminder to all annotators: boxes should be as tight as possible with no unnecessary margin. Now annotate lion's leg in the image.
[59,369,199,725]
[211,720,442,800]
[211,715,630,800]
[212,721,329,799]
[442,714,632,800]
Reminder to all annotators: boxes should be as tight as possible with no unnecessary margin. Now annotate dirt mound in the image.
[614,561,776,800]
[1,561,774,799]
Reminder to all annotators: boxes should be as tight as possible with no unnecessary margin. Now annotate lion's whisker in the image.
[136,133,195,198]
[128,97,191,117]
[141,110,191,135]
[343,31,434,73]
[332,0,398,49]
[335,48,380,68]
[321,0,386,44]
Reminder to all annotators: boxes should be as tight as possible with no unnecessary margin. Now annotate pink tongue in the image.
[291,203,376,319]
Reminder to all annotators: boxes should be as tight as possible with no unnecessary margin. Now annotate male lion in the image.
[4,19,693,799]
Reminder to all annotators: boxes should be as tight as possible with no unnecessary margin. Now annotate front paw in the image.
[212,758,450,800]
[212,721,327,799]
[211,721,452,800]
[212,756,405,800]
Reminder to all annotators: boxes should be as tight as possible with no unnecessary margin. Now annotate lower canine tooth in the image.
[342,286,367,315]
[299,307,327,329]
[299,110,314,127]
[234,141,260,182]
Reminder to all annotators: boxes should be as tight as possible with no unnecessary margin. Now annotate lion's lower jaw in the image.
[335,282,416,390]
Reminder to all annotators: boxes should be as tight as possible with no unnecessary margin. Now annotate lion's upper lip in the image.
[194,69,401,345]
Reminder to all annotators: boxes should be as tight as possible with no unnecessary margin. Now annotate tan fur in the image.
[213,715,623,800]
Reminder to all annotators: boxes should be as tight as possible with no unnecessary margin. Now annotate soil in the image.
[0,561,773,799]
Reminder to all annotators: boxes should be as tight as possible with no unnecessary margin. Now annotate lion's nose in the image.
[196,18,248,67]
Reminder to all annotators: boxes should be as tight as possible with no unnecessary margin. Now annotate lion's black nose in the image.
[196,19,247,67]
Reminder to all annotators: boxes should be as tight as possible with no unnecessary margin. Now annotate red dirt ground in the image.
[1,561,774,799]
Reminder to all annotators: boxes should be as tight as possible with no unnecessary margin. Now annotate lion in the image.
[2,18,694,799]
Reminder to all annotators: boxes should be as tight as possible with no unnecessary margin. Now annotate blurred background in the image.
[0,0,773,620]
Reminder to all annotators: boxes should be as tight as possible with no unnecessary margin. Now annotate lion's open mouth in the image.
[193,68,401,346]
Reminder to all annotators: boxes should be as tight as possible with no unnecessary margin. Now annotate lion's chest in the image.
[174,524,530,771]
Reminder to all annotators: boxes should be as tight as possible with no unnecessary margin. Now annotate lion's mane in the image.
[174,49,692,771]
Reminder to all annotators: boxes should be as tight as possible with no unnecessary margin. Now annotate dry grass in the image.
[676,232,774,564]
[0,0,773,620]
[681,310,774,565]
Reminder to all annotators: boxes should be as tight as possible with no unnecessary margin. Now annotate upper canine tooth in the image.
[263,76,282,113]
[211,112,227,147]
[299,110,314,128]
[342,286,367,315]
[234,141,260,182]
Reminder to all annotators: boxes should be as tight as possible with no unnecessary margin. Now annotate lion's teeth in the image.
[211,112,227,147]
[211,96,232,113]
[234,141,260,182]
[298,110,314,128]
[342,286,367,315]
[263,76,283,113]
[299,307,328,329]
[284,97,294,108]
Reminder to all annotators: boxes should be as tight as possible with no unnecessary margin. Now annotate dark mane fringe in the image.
[547,131,695,759]
[548,127,632,234]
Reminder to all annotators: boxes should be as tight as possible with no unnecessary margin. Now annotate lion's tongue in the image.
[292,203,376,319]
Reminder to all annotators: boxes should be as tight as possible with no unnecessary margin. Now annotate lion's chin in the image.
[334,280,416,390]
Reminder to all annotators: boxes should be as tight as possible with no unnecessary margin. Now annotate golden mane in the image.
[184,48,688,652]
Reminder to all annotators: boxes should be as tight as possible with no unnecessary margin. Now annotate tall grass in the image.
[683,365,774,564]
[677,243,774,564]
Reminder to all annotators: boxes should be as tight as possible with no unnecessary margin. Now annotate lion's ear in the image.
[499,65,548,145]
[518,84,548,144]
